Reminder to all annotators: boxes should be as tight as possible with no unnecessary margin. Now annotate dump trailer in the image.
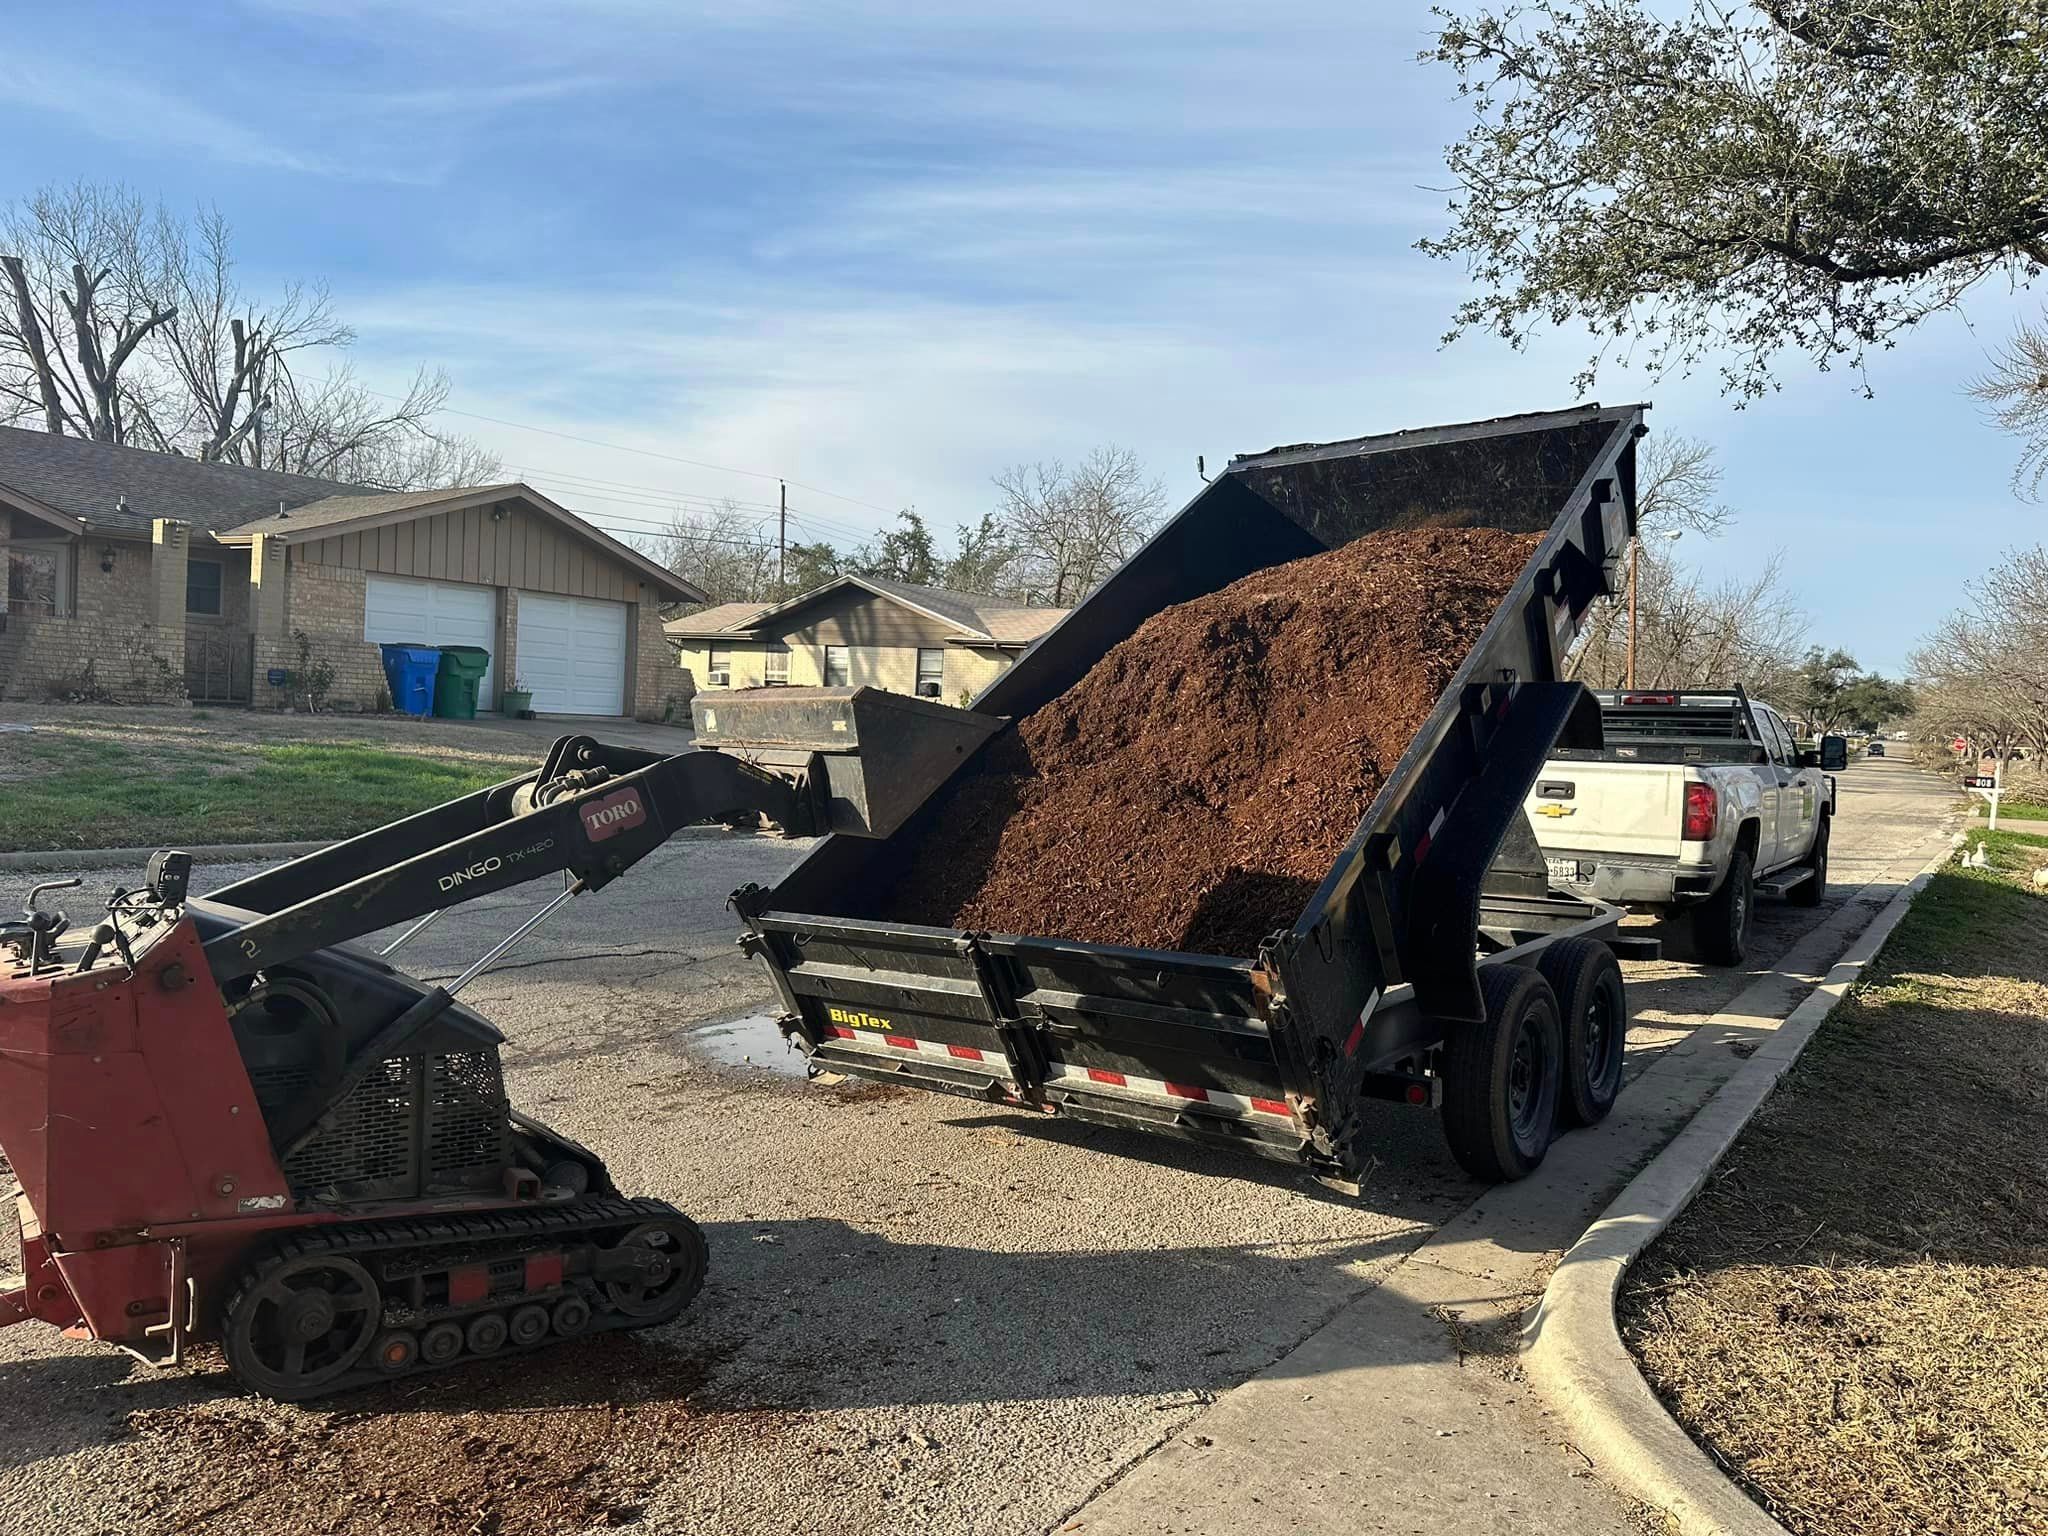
[733,403,1661,1185]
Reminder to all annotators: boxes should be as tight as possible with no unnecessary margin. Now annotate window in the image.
[5,546,66,618]
[763,646,790,685]
[186,558,223,617]
[823,644,850,686]
[707,648,733,687]
[915,648,944,698]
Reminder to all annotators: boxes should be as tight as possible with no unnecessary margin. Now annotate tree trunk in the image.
[0,254,71,434]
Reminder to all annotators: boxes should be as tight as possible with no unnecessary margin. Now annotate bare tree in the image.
[1971,317,2048,500]
[0,183,178,442]
[660,502,780,606]
[153,205,352,465]
[1634,433,1733,538]
[992,445,1167,605]
[1912,545,2048,772]
[1569,543,1808,695]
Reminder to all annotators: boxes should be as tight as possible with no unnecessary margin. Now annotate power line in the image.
[371,389,904,517]
[509,460,881,543]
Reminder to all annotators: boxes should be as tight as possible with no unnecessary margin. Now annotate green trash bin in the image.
[433,645,492,719]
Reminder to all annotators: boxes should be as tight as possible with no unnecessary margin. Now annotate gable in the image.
[293,498,657,603]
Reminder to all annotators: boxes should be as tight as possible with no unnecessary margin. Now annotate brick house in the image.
[0,427,704,717]
[666,575,1068,706]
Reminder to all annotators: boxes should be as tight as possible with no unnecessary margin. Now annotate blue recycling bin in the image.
[379,643,441,716]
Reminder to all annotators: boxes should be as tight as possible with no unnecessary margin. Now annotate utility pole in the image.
[778,481,787,595]
[1625,540,1638,690]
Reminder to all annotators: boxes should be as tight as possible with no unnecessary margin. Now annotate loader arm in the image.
[202,735,820,985]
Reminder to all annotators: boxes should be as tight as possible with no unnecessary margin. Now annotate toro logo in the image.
[581,788,647,842]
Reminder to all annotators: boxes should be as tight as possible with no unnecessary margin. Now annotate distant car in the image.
[1867,741,1885,757]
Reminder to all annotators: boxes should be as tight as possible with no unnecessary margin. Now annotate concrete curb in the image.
[1521,849,1952,1536]
[0,824,740,875]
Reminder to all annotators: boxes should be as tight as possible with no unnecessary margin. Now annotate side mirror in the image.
[1820,734,1848,771]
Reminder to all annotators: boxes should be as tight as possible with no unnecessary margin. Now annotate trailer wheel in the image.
[1691,846,1754,967]
[1440,965,1563,1182]
[1536,938,1627,1127]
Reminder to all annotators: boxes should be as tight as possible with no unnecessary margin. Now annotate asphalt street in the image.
[0,755,1955,1536]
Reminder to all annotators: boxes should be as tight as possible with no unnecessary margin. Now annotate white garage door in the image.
[363,575,497,706]
[515,592,628,715]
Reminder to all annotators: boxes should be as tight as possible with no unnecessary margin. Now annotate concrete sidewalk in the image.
[1062,830,1953,1536]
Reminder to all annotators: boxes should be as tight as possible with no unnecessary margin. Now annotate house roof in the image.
[0,425,704,601]
[663,574,1068,648]
[213,483,703,602]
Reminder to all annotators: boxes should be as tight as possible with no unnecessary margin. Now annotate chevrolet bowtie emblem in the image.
[1536,803,1575,817]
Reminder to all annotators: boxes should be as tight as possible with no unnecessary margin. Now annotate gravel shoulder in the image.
[0,758,1953,1536]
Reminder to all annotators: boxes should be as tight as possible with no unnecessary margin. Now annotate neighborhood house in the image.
[665,574,1068,705]
[0,427,704,717]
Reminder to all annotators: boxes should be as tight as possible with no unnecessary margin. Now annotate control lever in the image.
[20,877,80,974]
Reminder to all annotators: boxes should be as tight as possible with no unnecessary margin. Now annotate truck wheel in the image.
[1536,938,1627,1128]
[1789,817,1829,908]
[1440,965,1563,1182]
[1690,846,1754,967]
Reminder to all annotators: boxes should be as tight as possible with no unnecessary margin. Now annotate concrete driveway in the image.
[0,756,1956,1536]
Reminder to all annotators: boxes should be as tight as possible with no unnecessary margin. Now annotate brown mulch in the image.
[111,1333,772,1536]
[1619,863,2048,1536]
[880,526,1540,955]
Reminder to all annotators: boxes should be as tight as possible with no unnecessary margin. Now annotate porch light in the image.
[100,544,118,573]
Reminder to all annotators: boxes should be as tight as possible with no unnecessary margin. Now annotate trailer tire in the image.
[1535,938,1627,1128]
[1440,965,1563,1182]
[1789,815,1829,908]
[1691,845,1754,967]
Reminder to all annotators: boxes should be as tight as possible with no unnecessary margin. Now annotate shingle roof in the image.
[663,601,777,638]
[660,575,1067,647]
[217,485,524,538]
[0,424,369,536]
[0,425,704,601]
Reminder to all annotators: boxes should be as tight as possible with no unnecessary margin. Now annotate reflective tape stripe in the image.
[816,1025,1010,1077]
[1044,1063,1294,1120]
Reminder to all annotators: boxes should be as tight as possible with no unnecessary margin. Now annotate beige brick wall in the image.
[628,596,670,721]
[945,646,1011,706]
[0,531,188,703]
[268,559,386,709]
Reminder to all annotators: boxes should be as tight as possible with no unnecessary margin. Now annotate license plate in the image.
[1546,857,1590,884]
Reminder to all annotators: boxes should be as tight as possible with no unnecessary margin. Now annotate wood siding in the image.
[295,500,638,601]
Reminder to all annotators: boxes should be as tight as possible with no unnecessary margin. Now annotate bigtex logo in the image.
[827,1005,894,1032]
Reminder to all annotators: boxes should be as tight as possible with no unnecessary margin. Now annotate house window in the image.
[186,558,224,617]
[823,644,850,686]
[763,646,790,685]
[916,648,944,698]
[707,648,733,688]
[5,546,67,618]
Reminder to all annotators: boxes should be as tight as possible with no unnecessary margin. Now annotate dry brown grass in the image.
[1620,862,2048,1536]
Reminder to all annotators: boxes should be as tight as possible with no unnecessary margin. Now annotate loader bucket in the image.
[694,686,1004,839]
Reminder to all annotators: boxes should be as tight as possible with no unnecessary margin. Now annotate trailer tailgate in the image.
[738,906,1313,1163]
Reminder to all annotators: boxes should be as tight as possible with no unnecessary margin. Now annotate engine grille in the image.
[284,1057,418,1197]
[272,1051,510,1202]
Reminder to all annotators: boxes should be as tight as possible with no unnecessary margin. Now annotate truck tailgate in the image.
[1526,761,1680,860]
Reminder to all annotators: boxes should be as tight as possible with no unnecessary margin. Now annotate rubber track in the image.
[219,1195,700,1399]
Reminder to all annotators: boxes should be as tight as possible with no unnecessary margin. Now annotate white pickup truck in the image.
[1526,690,1845,965]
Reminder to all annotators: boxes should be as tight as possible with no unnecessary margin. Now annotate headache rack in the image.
[733,404,1659,1185]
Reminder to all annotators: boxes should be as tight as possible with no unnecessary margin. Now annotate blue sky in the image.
[4,0,2037,673]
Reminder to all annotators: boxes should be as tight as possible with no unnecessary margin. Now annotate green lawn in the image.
[0,732,528,851]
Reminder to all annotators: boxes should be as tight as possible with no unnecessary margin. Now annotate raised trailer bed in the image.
[733,404,1659,1184]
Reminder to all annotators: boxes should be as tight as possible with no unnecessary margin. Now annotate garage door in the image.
[515,592,628,715]
[363,575,497,706]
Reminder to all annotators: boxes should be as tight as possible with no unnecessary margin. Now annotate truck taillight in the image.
[1682,782,1717,841]
[1621,692,1679,706]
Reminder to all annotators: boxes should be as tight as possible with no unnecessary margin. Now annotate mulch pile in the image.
[881,526,1540,955]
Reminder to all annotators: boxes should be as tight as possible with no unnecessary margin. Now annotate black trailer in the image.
[730,404,1660,1185]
